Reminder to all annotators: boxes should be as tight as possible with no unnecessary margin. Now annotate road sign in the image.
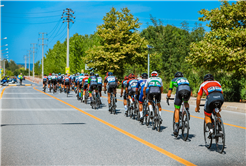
[65,67,70,74]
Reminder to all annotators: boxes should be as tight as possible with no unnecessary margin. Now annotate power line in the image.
[2,20,60,24]
[1,10,62,14]
[49,22,65,39]
[1,15,62,18]
[48,20,61,34]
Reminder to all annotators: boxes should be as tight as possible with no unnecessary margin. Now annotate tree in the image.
[187,0,246,76]
[85,7,148,77]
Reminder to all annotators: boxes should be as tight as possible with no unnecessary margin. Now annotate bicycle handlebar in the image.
[166,97,174,106]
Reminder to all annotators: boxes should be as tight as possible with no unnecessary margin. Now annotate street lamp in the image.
[147,45,154,77]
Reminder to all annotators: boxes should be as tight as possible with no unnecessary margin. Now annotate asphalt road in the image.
[1,80,245,165]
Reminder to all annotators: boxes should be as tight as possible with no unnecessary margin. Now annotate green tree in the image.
[187,0,246,76]
[85,7,148,77]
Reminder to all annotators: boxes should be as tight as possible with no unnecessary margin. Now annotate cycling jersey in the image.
[88,76,98,85]
[48,76,52,81]
[198,81,224,116]
[78,76,84,83]
[97,77,102,85]
[137,79,148,103]
[105,76,118,93]
[169,77,191,108]
[51,76,57,80]
[145,77,163,102]
[43,76,48,82]
[82,76,89,90]
[198,81,223,96]
[127,79,139,92]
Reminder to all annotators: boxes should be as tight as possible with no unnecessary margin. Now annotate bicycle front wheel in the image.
[216,117,225,153]
[181,109,189,141]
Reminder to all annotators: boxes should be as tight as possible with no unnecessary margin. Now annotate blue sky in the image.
[1,0,226,64]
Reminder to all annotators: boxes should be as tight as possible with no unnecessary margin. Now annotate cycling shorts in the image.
[174,85,191,109]
[107,87,116,93]
[89,84,97,93]
[48,80,51,84]
[51,79,57,85]
[97,84,102,92]
[139,94,144,103]
[83,83,88,90]
[58,79,63,84]
[43,80,47,84]
[204,92,224,116]
[123,91,128,100]
[148,93,161,103]
[64,81,70,86]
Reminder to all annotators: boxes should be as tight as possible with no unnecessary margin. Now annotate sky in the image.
[0,0,229,65]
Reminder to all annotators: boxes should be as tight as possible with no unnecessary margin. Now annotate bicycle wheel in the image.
[151,106,156,130]
[204,120,212,149]
[85,91,88,104]
[146,106,150,126]
[136,102,140,121]
[77,90,79,100]
[156,106,161,132]
[215,117,225,153]
[181,109,189,141]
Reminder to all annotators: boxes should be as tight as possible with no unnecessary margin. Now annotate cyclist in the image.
[95,74,103,103]
[88,72,98,105]
[167,72,191,136]
[143,71,163,121]
[126,73,138,107]
[104,72,119,110]
[64,73,71,94]
[195,74,224,136]
[120,75,129,115]
[137,73,148,122]
[43,74,48,89]
[57,73,63,91]
[51,73,58,91]
[47,73,52,90]
[77,73,84,99]
[82,73,89,102]
[74,73,80,92]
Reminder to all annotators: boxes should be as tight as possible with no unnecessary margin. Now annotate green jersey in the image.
[169,77,189,90]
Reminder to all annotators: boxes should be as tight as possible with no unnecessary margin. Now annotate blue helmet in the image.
[80,73,83,76]
[108,72,113,76]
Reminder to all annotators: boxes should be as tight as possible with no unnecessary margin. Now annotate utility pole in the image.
[31,43,37,80]
[27,50,31,77]
[38,32,47,80]
[61,8,75,74]
[23,55,28,70]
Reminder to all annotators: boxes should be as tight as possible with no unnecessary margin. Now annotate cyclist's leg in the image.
[123,92,128,113]
[107,86,111,105]
[113,88,117,102]
[147,94,154,115]
[82,84,86,101]
[88,85,93,103]
[156,93,162,116]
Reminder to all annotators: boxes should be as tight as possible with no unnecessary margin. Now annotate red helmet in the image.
[49,73,52,75]
[124,76,129,80]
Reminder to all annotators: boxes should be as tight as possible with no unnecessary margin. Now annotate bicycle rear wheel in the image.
[204,120,212,149]
[181,109,189,141]
[215,117,225,153]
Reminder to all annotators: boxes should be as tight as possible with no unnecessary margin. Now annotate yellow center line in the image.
[33,86,196,166]
[0,87,9,99]
[105,95,246,129]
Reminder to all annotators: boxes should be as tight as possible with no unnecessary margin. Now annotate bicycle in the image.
[43,84,46,93]
[66,86,69,97]
[53,84,57,94]
[149,95,162,132]
[91,90,100,109]
[167,97,190,141]
[84,89,89,104]
[109,91,117,114]
[141,97,149,125]
[199,102,225,153]
[128,95,139,119]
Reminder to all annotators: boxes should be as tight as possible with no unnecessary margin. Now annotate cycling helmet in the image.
[108,72,113,76]
[90,72,94,76]
[174,72,183,77]
[204,74,214,81]
[80,73,83,76]
[131,73,135,78]
[49,73,52,75]
[95,74,99,77]
[52,73,55,76]
[141,73,148,79]
[124,75,129,80]
[85,73,88,76]
[44,74,47,76]
[58,73,61,75]
[151,71,158,77]
[77,72,80,75]
[67,74,70,76]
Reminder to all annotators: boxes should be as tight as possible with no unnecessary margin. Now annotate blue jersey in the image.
[137,79,148,95]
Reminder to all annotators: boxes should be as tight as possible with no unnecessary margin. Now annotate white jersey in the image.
[97,77,102,84]
[144,77,163,88]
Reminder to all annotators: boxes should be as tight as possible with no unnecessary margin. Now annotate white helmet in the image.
[151,71,158,77]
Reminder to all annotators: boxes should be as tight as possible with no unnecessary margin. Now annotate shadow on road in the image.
[1,123,86,127]
[198,144,227,154]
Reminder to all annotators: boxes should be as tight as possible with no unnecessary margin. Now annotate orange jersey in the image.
[198,81,223,96]
[82,76,89,83]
